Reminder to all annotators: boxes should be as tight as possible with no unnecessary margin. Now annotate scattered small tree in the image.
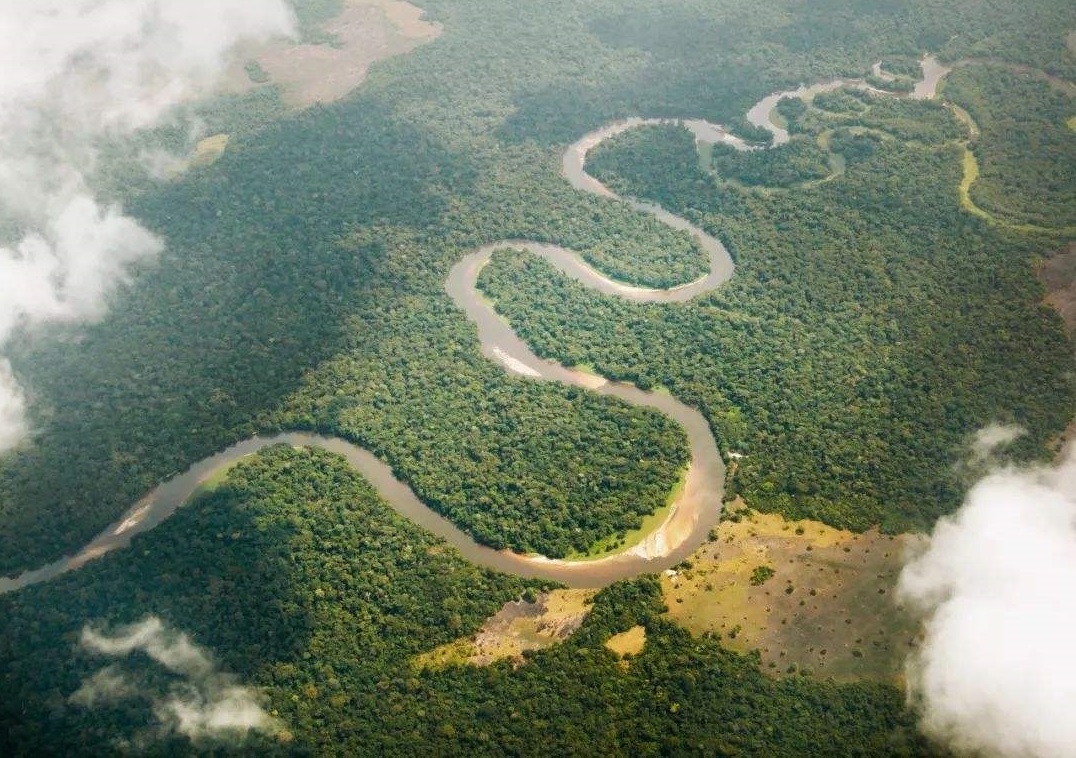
[750,565,776,585]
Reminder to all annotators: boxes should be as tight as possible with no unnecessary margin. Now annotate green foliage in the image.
[867,74,915,93]
[880,56,925,79]
[775,97,810,132]
[944,63,1076,228]
[480,93,1075,533]
[845,95,963,143]
[814,89,870,114]
[750,565,776,585]
[710,138,831,186]
[0,455,931,753]
[244,59,272,84]
[829,128,884,161]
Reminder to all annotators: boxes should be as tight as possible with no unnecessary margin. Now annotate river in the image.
[0,55,951,594]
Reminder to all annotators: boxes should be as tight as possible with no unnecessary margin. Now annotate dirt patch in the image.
[414,589,593,668]
[221,0,440,109]
[604,625,646,658]
[663,509,920,683]
[1039,242,1076,336]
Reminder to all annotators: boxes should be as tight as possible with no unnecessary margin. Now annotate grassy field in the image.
[190,133,230,168]
[604,625,646,658]
[414,589,593,668]
[663,509,920,683]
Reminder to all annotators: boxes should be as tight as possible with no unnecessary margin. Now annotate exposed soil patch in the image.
[1039,242,1076,337]
[662,509,920,683]
[414,589,593,668]
[221,0,441,109]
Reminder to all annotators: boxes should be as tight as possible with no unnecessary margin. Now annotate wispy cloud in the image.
[969,422,1024,463]
[0,0,295,451]
[900,444,1076,757]
[72,616,279,743]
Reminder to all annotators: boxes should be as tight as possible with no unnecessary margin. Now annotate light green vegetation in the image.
[191,457,248,498]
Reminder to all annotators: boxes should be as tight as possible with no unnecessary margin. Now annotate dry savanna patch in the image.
[221,0,441,109]
[604,625,646,659]
[190,134,231,168]
[156,133,232,179]
[662,508,920,683]
[414,589,593,669]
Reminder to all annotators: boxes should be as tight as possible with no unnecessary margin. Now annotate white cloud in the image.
[899,447,1076,757]
[0,0,295,452]
[0,361,27,452]
[70,664,137,708]
[74,616,278,743]
[970,423,1024,463]
[82,616,214,678]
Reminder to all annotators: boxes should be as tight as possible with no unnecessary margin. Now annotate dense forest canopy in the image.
[0,446,932,754]
[1,0,1072,573]
[0,0,1073,753]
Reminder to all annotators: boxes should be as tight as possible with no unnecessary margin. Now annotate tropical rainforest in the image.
[1,0,1074,754]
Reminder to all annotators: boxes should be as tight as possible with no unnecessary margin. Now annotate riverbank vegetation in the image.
[485,85,1074,532]
[0,447,932,754]
[942,64,1075,230]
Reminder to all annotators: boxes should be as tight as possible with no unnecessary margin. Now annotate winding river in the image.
[0,57,951,595]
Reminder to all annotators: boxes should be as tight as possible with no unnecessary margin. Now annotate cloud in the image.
[73,616,278,743]
[0,361,27,452]
[970,423,1024,463]
[899,447,1076,757]
[69,665,137,708]
[0,0,295,452]
[82,616,215,678]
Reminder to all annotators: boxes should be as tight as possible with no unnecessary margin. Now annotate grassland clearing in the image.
[662,507,920,683]
[414,589,593,668]
[604,625,646,658]
[221,0,441,109]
